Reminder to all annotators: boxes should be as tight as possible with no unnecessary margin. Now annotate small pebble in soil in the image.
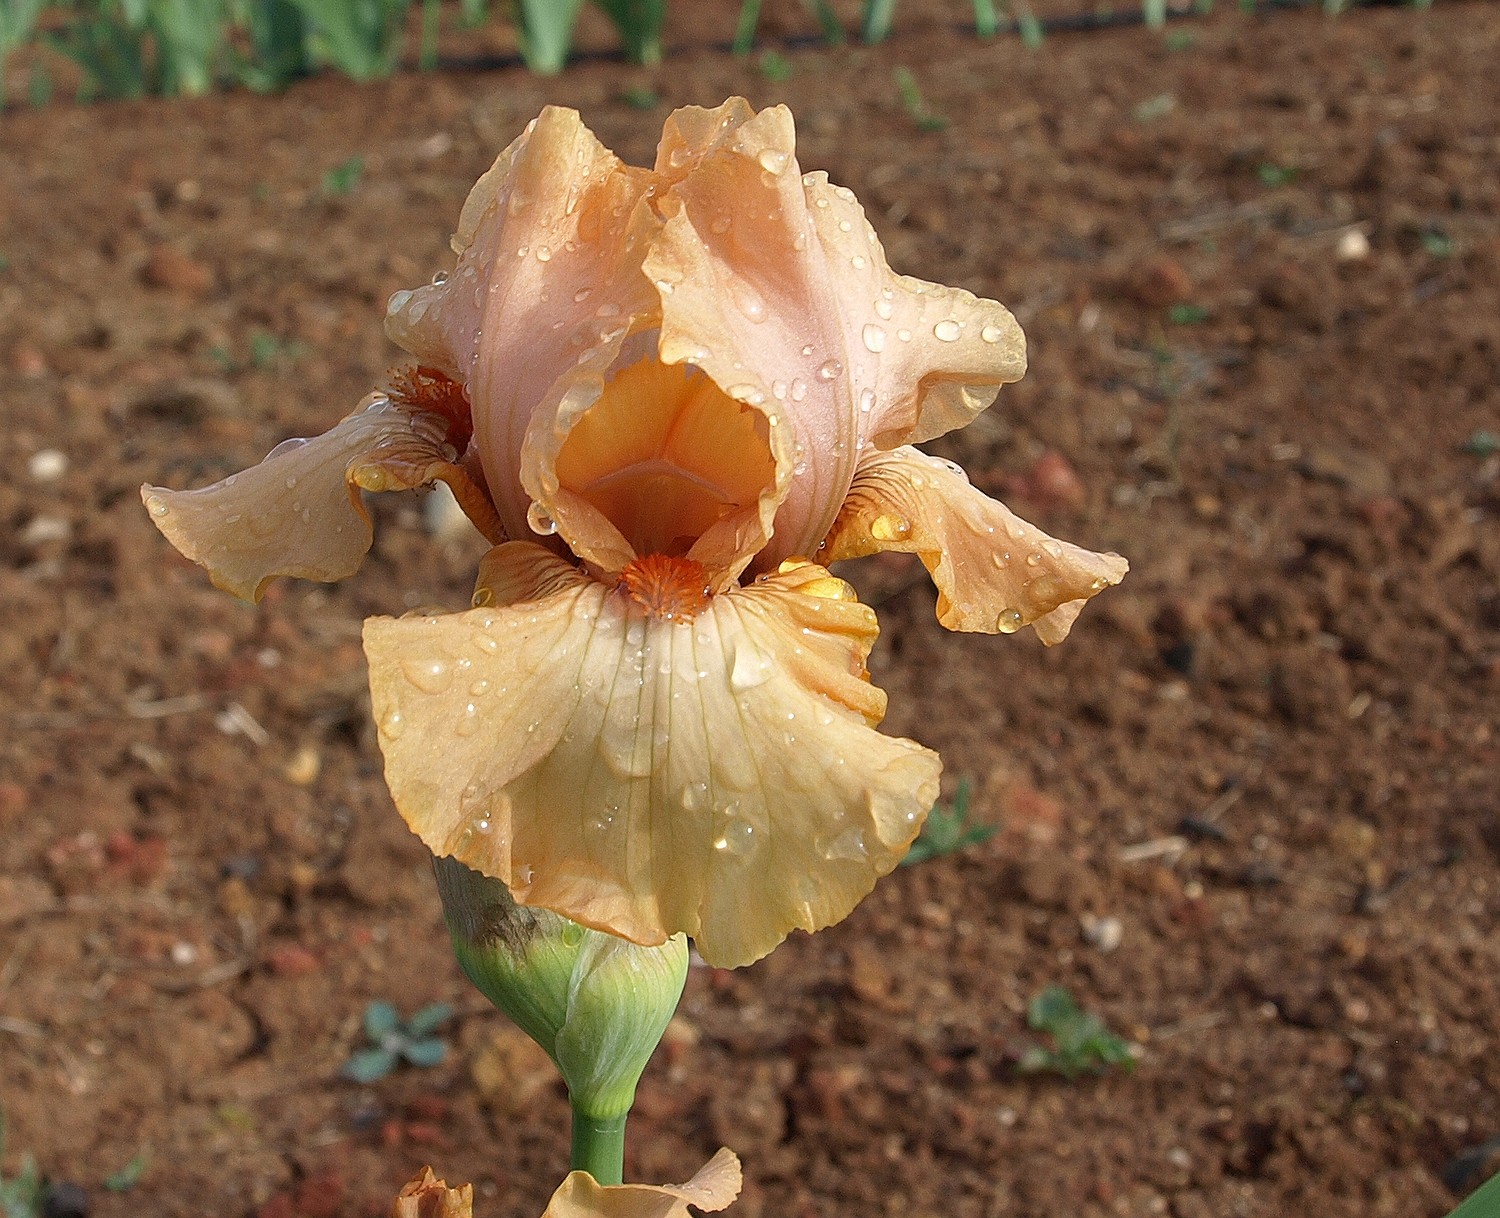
[1081,913,1124,953]
[28,449,68,481]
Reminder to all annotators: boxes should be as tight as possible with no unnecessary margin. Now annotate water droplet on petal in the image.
[790,378,808,402]
[734,283,767,323]
[431,270,449,286]
[934,319,962,342]
[858,388,875,413]
[981,323,1005,343]
[757,148,790,175]
[402,656,453,694]
[526,502,558,536]
[573,287,592,303]
[861,323,886,353]
[817,359,843,381]
[146,495,169,518]
[995,608,1025,634]
[729,640,775,691]
[535,245,552,262]
[870,514,912,542]
[874,297,894,320]
[380,708,405,738]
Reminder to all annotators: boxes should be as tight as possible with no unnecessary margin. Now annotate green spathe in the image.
[433,855,688,1123]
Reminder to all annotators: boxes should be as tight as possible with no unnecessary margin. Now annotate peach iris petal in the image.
[385,106,659,542]
[141,394,487,602]
[540,357,781,587]
[824,446,1128,642]
[363,542,940,968]
[642,104,1026,571]
[541,1148,742,1218]
[393,1168,474,1218]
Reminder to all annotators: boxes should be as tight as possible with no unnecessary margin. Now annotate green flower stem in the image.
[570,1108,628,1185]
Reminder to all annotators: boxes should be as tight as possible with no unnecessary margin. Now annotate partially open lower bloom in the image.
[143,99,1125,968]
[392,1150,740,1218]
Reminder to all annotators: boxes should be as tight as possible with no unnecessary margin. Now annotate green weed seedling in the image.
[0,0,46,104]
[0,1115,42,1218]
[903,779,993,866]
[103,1154,147,1194]
[1168,303,1209,325]
[1018,986,1136,1079]
[322,154,365,196]
[757,49,791,81]
[342,1000,454,1084]
[894,66,948,133]
[1420,226,1453,259]
[1460,431,1499,459]
[620,86,659,109]
[1256,161,1298,187]
[290,0,412,81]
[516,0,584,73]
[593,0,668,66]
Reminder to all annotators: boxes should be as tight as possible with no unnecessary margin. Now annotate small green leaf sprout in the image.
[0,1114,42,1218]
[893,66,949,133]
[341,1000,455,1084]
[1018,986,1137,1079]
[902,779,993,866]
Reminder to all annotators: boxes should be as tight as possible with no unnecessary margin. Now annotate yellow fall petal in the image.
[141,393,485,602]
[541,1148,742,1218]
[824,446,1127,643]
[364,543,940,968]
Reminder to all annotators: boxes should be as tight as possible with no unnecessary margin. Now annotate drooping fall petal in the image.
[364,543,940,968]
[385,106,660,544]
[823,446,1127,643]
[541,1149,741,1218]
[142,393,489,602]
[642,103,1026,570]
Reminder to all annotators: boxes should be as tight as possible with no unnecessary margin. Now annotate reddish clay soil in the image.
[3,3,1498,1217]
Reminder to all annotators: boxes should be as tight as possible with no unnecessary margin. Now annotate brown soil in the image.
[3,4,1498,1217]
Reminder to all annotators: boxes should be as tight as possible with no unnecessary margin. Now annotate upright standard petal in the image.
[824,446,1127,643]
[642,103,1026,570]
[541,1148,741,1218]
[142,385,489,602]
[364,543,941,968]
[385,106,660,542]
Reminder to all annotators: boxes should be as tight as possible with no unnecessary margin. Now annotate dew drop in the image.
[146,495,169,518]
[820,826,867,860]
[817,359,843,381]
[790,378,808,402]
[680,782,710,813]
[526,501,558,536]
[472,587,494,608]
[874,297,894,320]
[734,283,767,323]
[757,148,790,175]
[729,640,775,691]
[897,327,912,342]
[980,323,1005,343]
[401,656,453,694]
[535,245,552,262]
[801,344,815,357]
[861,323,887,353]
[455,705,480,737]
[933,319,962,342]
[772,379,789,400]
[1042,539,1064,558]
[573,287,592,303]
[1026,552,1042,567]
[870,514,911,542]
[995,608,1025,634]
[714,816,757,855]
[431,270,449,286]
[380,708,405,738]
[851,254,867,270]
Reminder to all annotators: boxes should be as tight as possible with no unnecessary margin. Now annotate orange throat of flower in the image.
[619,554,713,621]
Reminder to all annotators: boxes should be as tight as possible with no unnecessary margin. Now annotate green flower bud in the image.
[433,856,688,1121]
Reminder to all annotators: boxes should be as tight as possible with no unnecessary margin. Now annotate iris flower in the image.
[143,99,1125,969]
[393,1149,740,1218]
